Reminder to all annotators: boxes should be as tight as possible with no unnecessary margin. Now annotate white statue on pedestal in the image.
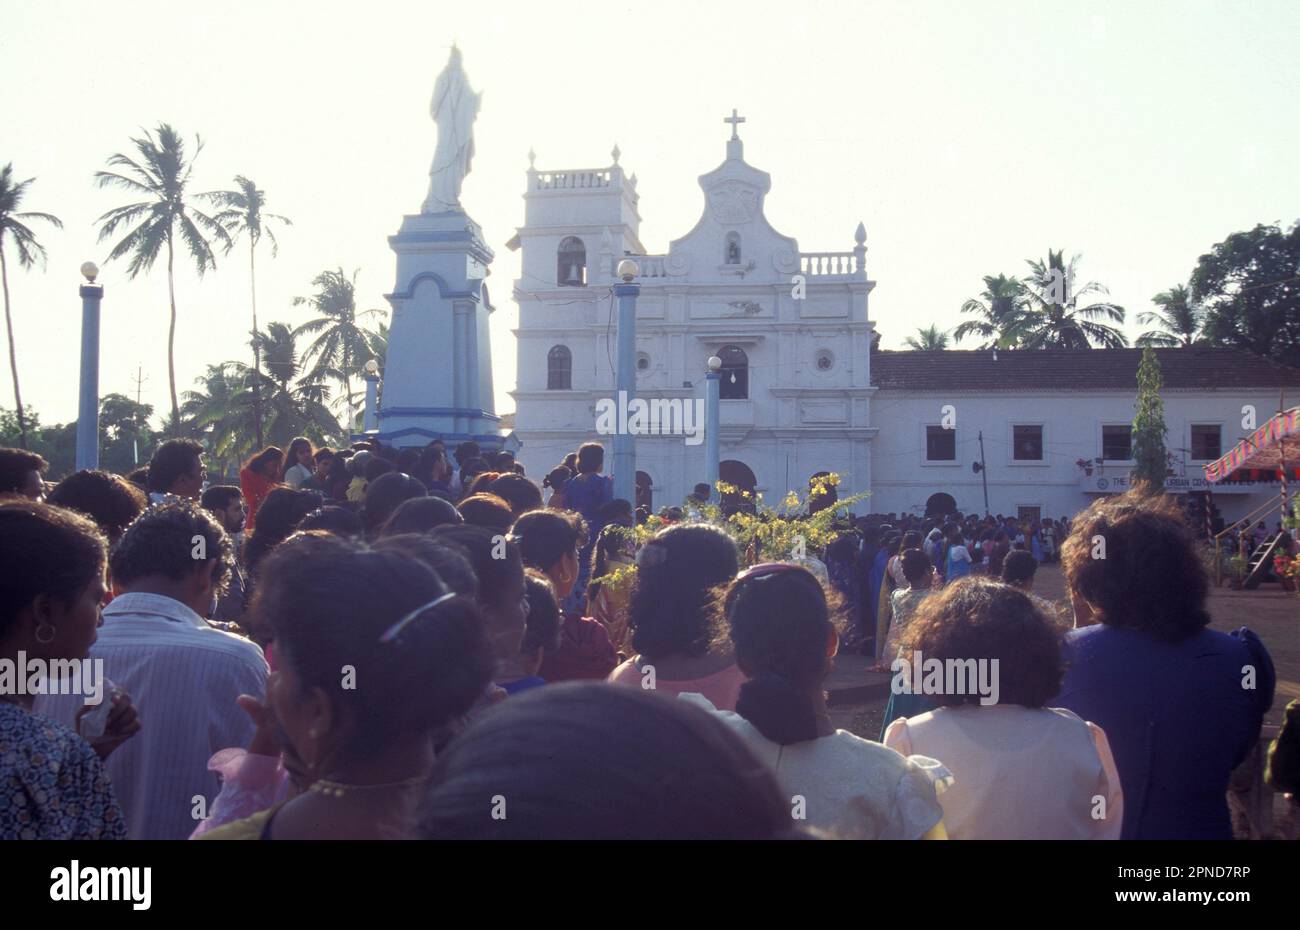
[423,45,480,214]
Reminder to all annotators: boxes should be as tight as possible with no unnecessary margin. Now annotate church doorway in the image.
[719,460,758,515]
[925,492,957,518]
[635,471,653,512]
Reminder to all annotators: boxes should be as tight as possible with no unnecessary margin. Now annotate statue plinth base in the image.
[371,209,514,450]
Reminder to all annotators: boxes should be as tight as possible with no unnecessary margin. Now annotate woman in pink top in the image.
[882,577,1123,840]
[607,523,744,709]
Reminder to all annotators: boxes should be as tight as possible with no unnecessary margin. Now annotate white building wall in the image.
[869,388,1283,523]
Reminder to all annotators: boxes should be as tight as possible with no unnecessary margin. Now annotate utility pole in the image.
[976,430,990,515]
[129,364,147,465]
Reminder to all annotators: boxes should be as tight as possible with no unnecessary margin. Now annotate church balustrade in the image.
[532,169,614,190]
[799,251,859,276]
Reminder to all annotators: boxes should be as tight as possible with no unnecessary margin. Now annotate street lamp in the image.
[612,260,640,503]
[704,355,721,500]
[363,358,381,432]
[75,262,103,471]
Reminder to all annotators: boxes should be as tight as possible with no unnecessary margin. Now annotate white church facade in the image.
[505,117,1300,525]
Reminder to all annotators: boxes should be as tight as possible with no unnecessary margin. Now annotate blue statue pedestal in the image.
[368,209,516,451]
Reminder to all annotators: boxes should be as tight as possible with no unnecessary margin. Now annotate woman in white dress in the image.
[682,562,949,840]
[883,576,1123,840]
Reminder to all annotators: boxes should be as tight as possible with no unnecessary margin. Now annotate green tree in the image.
[1136,284,1204,347]
[248,322,344,447]
[210,176,292,449]
[98,393,158,475]
[0,164,63,449]
[94,124,231,432]
[903,324,951,350]
[1018,250,1127,349]
[1131,347,1169,486]
[953,273,1027,348]
[293,268,385,427]
[181,363,255,469]
[1191,221,1300,367]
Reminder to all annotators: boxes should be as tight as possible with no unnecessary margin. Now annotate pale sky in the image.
[4,0,1299,427]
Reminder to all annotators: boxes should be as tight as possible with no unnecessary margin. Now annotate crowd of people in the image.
[0,436,1295,840]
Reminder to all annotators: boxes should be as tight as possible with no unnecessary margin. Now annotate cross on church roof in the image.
[724,108,746,140]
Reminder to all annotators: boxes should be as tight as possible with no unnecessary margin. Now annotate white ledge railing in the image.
[533,169,613,190]
[799,251,860,276]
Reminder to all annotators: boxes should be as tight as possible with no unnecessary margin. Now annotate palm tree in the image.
[903,325,951,350]
[0,164,62,448]
[249,321,343,447]
[293,268,385,427]
[1017,249,1127,349]
[181,362,256,469]
[94,124,231,432]
[1136,284,1203,347]
[210,176,291,449]
[953,273,1026,348]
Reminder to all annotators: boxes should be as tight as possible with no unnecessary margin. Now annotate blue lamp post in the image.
[75,262,103,471]
[704,355,721,500]
[612,258,640,504]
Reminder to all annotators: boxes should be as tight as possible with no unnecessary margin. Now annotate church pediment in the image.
[665,116,799,283]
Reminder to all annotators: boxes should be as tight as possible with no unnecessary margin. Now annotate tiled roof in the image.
[870,348,1300,391]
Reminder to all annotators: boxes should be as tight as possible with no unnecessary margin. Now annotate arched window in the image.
[718,344,748,399]
[635,471,653,512]
[724,232,741,265]
[557,236,586,287]
[547,345,572,390]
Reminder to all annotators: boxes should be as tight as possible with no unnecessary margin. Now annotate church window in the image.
[557,237,586,286]
[815,349,834,371]
[547,345,572,390]
[718,345,748,399]
[636,352,650,372]
[725,232,742,265]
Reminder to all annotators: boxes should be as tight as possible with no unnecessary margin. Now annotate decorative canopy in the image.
[1204,405,1300,483]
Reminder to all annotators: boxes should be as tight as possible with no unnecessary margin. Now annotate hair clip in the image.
[378,591,456,644]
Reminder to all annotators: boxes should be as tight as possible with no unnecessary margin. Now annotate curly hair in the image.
[900,576,1065,708]
[1059,489,1211,642]
[109,501,233,594]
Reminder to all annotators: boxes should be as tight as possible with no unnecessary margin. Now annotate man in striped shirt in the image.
[38,503,268,839]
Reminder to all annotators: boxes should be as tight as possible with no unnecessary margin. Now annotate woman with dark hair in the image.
[243,488,325,599]
[465,470,502,498]
[509,573,563,694]
[281,437,315,488]
[542,464,572,510]
[684,562,946,840]
[883,577,1122,840]
[0,501,139,839]
[46,469,148,545]
[509,510,616,682]
[240,446,284,532]
[587,524,637,655]
[197,532,494,840]
[379,495,463,536]
[487,473,543,518]
[456,493,514,534]
[1056,490,1275,839]
[417,682,792,840]
[429,524,531,687]
[322,452,352,502]
[607,524,744,710]
[361,472,427,537]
